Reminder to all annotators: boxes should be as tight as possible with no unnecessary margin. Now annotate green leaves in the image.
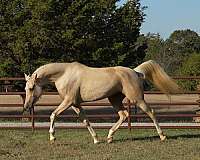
[176,53,200,90]
[0,0,145,77]
[145,30,200,74]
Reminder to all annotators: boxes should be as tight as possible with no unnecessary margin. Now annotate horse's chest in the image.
[55,77,79,99]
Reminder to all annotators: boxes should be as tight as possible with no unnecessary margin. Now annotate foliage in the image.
[164,29,200,73]
[143,30,200,90]
[145,30,200,74]
[176,53,200,90]
[144,33,165,67]
[168,29,200,54]
[0,0,146,77]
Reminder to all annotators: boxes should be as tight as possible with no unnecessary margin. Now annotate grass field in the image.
[0,129,200,160]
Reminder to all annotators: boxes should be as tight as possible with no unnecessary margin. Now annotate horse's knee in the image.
[50,113,56,121]
[121,112,128,121]
[83,119,90,127]
[122,115,127,121]
[123,110,129,118]
[118,111,127,121]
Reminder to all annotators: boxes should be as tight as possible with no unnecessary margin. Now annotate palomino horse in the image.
[24,60,180,144]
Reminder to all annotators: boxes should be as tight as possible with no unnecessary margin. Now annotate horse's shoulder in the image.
[70,61,88,68]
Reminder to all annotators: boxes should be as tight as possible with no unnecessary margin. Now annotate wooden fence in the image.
[0,77,200,130]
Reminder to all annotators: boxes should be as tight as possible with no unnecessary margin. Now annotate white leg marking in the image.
[49,113,56,142]
[107,111,127,143]
[138,101,166,141]
[72,107,99,144]
[49,97,72,143]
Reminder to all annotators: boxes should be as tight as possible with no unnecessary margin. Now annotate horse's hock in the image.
[194,84,200,122]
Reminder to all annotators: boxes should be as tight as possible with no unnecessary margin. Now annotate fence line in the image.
[0,76,200,130]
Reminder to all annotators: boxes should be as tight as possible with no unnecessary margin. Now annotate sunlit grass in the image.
[0,129,200,160]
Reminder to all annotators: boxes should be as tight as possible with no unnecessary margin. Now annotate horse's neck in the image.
[34,63,68,85]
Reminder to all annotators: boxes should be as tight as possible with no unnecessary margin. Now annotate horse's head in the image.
[23,73,42,111]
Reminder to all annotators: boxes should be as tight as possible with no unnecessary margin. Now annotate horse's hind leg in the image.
[107,93,128,143]
[136,100,166,141]
[72,106,99,144]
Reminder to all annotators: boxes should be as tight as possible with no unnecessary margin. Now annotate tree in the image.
[145,30,200,74]
[164,29,200,73]
[144,33,165,66]
[0,0,146,77]
[176,53,200,90]
[168,29,200,54]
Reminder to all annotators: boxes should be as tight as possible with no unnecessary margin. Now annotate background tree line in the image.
[144,29,200,90]
[1,0,200,90]
[0,0,146,77]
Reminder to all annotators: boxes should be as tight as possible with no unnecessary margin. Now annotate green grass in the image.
[0,129,200,160]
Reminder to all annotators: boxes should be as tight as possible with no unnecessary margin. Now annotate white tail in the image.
[134,60,181,94]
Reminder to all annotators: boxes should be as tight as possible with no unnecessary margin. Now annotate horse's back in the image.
[79,66,123,101]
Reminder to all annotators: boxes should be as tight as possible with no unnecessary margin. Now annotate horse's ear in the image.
[24,73,30,81]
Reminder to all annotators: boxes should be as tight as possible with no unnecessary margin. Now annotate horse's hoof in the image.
[107,137,113,143]
[160,135,167,141]
[50,137,56,144]
[94,140,100,144]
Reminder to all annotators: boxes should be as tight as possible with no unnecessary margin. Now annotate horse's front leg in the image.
[49,97,72,143]
[49,113,56,142]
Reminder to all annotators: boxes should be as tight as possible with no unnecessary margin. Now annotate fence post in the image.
[31,107,35,131]
[127,99,131,131]
[194,84,200,122]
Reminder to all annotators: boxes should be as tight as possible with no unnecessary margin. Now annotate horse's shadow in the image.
[113,133,200,143]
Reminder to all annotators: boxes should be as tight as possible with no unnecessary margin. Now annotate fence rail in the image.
[0,76,200,130]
